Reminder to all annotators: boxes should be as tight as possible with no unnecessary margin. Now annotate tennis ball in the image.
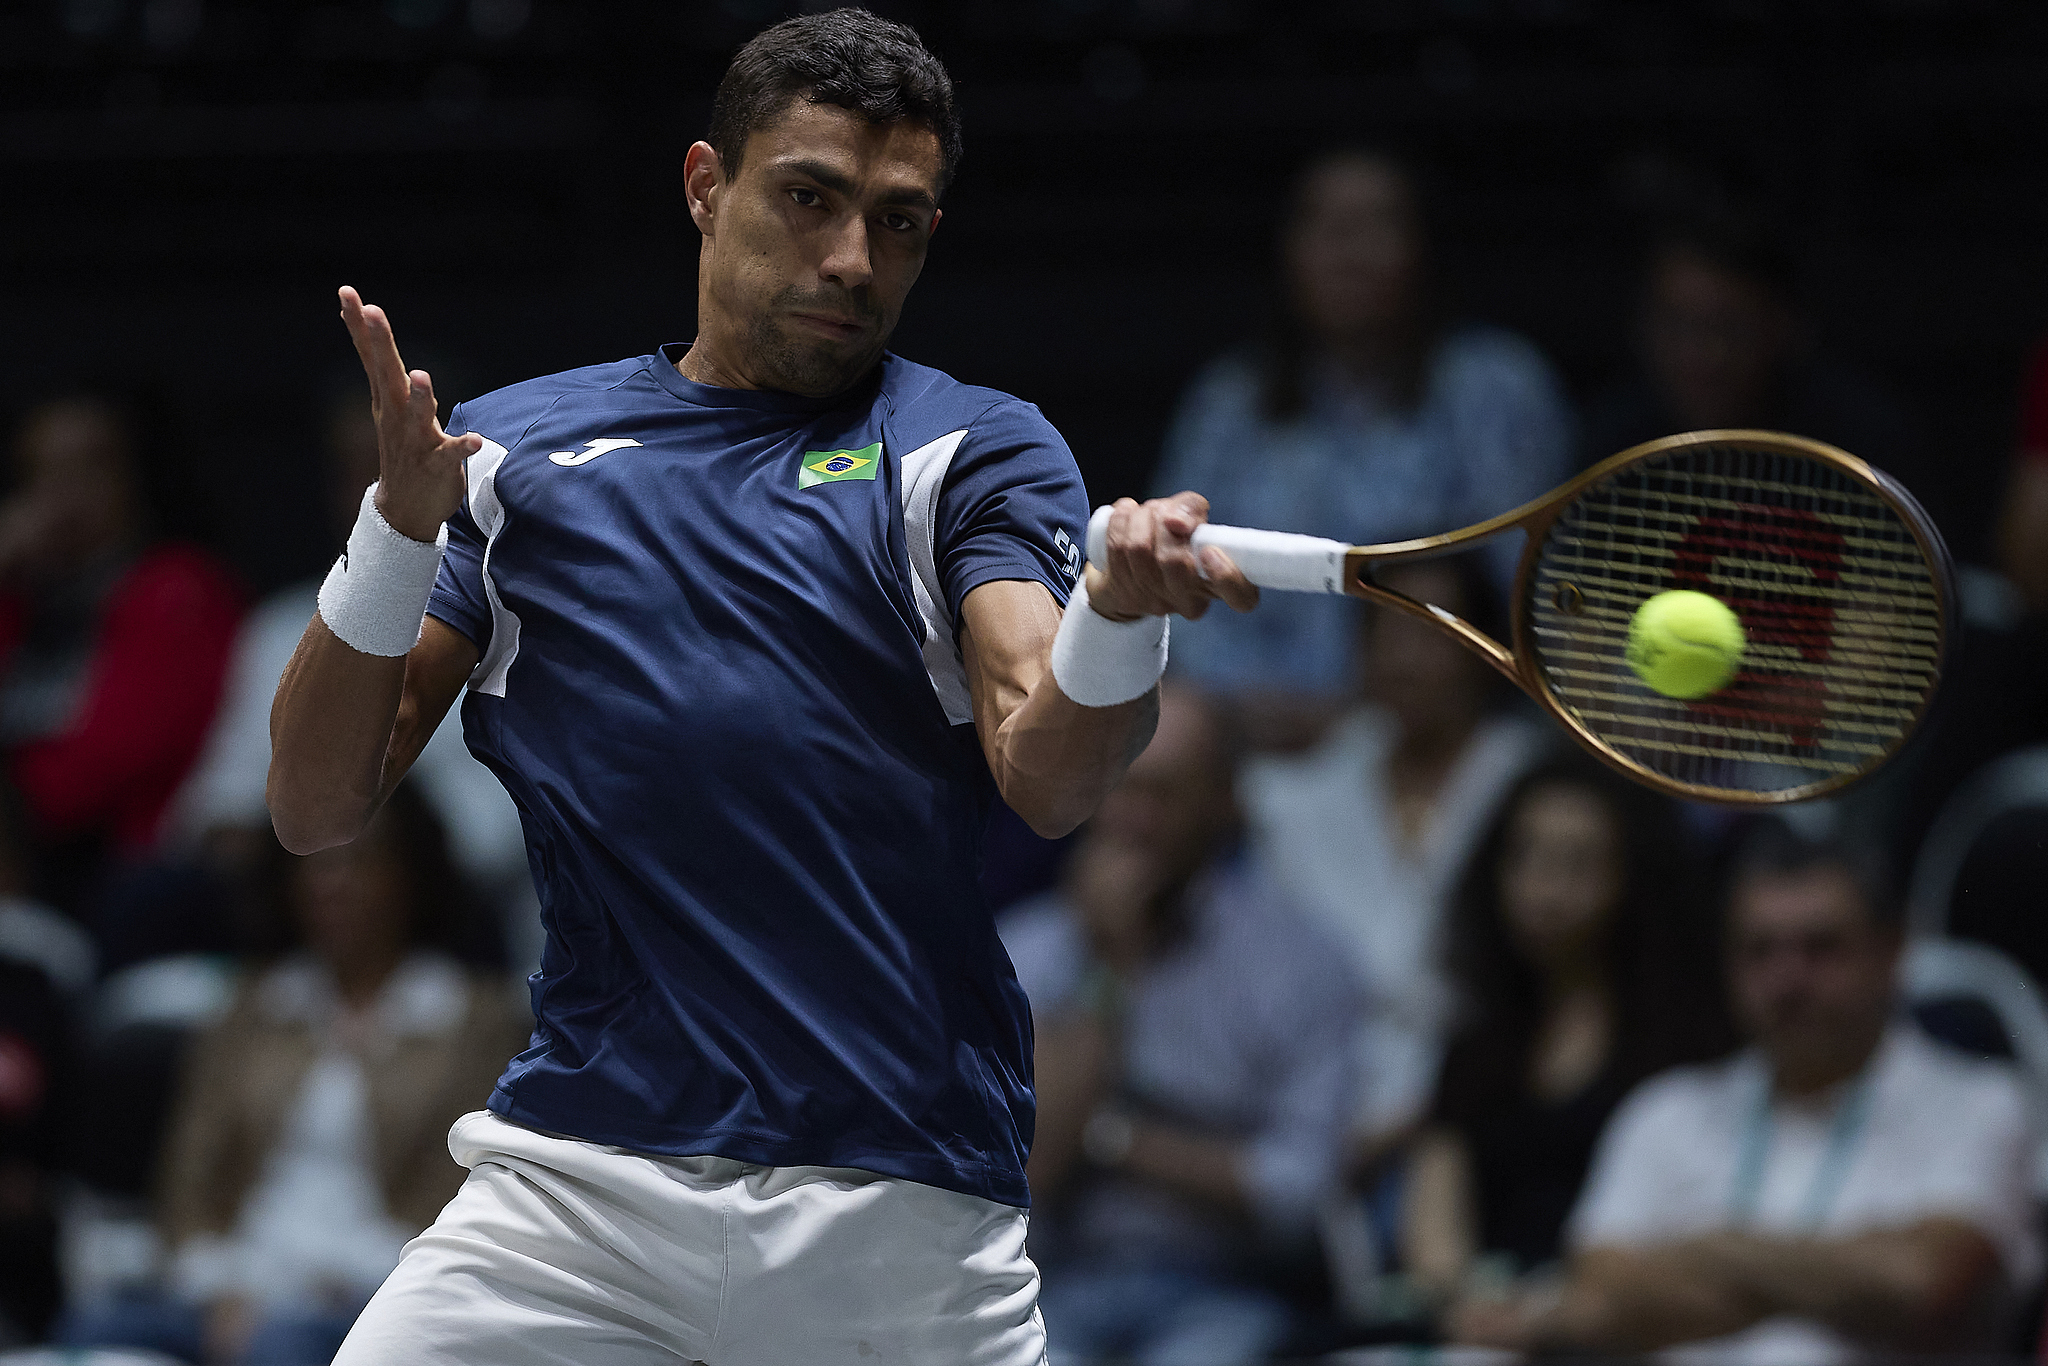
[1626,590,1746,699]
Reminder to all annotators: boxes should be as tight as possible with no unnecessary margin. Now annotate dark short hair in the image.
[708,9,962,190]
[1727,821,1904,932]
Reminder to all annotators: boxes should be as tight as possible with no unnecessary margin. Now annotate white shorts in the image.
[333,1110,1047,1366]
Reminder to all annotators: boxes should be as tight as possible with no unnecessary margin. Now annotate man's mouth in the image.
[790,312,866,340]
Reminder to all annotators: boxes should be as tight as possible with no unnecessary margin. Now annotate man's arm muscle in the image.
[268,614,477,853]
[958,579,1155,839]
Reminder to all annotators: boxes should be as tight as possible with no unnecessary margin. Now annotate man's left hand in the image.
[1086,492,1260,622]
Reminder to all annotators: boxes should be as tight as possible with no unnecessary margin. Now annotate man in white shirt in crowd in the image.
[1451,825,2041,1362]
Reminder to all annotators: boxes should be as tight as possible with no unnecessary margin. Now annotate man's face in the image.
[1286,157,1421,344]
[694,100,942,397]
[1642,246,1795,429]
[1728,866,1898,1082]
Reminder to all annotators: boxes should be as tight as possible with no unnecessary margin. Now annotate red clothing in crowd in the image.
[0,545,243,851]
[2023,339,2048,461]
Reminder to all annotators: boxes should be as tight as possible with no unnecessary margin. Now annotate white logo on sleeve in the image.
[1053,527,1083,581]
[548,438,643,467]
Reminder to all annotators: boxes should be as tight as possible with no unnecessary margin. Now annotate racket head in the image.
[1510,430,1953,805]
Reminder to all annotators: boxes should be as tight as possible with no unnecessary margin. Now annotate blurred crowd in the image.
[6,146,2048,1365]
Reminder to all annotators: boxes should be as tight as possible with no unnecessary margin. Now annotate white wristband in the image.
[316,483,448,657]
[1050,579,1168,708]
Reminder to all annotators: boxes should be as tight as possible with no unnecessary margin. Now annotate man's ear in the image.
[930,207,943,237]
[684,141,724,235]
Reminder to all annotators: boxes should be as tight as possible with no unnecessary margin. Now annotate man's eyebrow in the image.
[776,158,937,210]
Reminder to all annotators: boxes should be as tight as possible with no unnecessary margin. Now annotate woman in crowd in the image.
[1400,755,1736,1304]
[61,784,528,1366]
[0,392,243,906]
[1240,555,1548,1167]
[1153,148,1574,750]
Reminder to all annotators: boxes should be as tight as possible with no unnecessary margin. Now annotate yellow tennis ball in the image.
[1626,590,1747,699]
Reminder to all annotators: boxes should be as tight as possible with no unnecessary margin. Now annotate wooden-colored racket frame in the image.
[1331,429,1954,805]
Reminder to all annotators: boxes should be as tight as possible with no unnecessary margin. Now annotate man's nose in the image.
[822,214,874,291]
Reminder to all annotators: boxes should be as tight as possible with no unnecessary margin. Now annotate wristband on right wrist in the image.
[316,482,448,658]
[1049,579,1169,708]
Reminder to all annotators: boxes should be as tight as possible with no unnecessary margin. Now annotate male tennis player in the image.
[267,10,1253,1366]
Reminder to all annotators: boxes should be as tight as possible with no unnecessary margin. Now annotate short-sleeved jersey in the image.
[427,347,1088,1207]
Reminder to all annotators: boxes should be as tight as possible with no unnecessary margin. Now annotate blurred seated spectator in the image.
[58,784,528,1366]
[0,781,92,1343]
[1586,207,1927,518]
[172,388,529,960]
[0,913,73,1345]
[1001,684,1361,1366]
[1997,338,2048,612]
[0,393,242,905]
[1402,756,1736,1306]
[1451,826,2041,1361]
[1152,149,1574,750]
[1241,557,1547,1165]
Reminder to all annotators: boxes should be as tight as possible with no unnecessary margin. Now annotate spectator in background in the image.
[60,783,528,1366]
[0,781,92,1345]
[1587,209,1917,480]
[1153,149,1574,750]
[1003,684,1361,1366]
[1241,557,1547,1167]
[1452,827,2040,1360]
[0,394,242,903]
[173,387,530,959]
[1403,757,1736,1307]
[1997,338,2048,611]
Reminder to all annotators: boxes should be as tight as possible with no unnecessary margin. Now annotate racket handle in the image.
[1087,506,1350,595]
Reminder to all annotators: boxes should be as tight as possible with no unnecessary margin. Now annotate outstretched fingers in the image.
[338,286,411,409]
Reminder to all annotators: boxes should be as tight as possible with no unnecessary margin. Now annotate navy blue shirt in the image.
[429,347,1088,1206]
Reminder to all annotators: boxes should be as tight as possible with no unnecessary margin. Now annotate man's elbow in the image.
[265,768,369,855]
[1003,791,1090,841]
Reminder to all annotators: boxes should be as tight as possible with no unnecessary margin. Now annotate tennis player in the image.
[266,10,1253,1366]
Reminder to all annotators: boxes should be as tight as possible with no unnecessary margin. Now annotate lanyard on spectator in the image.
[1727,1068,1874,1228]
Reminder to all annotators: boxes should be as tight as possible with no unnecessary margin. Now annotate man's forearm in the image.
[1537,1247,1764,1353]
[267,614,475,853]
[1118,1120,1250,1216]
[1681,1222,1998,1347]
[268,617,409,852]
[990,681,1158,838]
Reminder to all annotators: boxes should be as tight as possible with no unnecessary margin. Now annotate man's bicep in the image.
[958,578,1062,744]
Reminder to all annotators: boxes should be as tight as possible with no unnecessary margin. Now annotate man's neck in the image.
[1772,1018,1889,1102]
[674,339,757,391]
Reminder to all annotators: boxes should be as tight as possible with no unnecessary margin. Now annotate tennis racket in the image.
[1089,430,1953,805]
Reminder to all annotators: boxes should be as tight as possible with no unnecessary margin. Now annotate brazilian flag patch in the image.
[797,442,882,489]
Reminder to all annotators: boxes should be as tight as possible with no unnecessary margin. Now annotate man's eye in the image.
[790,188,821,207]
[883,213,917,232]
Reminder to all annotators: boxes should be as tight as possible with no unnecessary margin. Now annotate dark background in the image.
[4,0,2046,596]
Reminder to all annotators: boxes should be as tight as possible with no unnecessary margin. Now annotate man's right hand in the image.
[338,285,481,542]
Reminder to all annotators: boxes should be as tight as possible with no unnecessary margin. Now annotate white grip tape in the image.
[316,483,448,658]
[1050,579,1168,708]
[1086,505,1349,595]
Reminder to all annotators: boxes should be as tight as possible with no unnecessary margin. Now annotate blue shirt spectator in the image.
[1152,152,1573,733]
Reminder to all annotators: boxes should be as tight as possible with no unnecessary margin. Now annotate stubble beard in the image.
[747,295,888,399]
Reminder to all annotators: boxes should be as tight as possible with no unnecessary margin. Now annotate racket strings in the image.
[1527,442,1943,798]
